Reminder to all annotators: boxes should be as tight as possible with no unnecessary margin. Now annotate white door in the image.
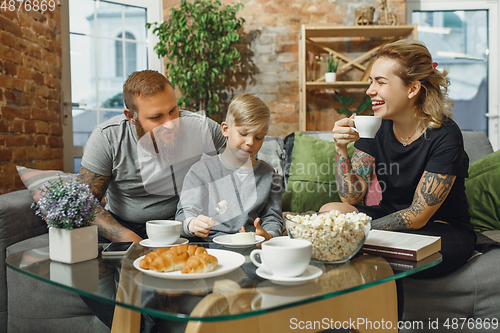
[61,0,163,173]
[407,0,500,151]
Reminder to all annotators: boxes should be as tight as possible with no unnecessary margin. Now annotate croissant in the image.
[187,244,207,256]
[139,247,170,269]
[149,246,190,272]
[181,253,218,274]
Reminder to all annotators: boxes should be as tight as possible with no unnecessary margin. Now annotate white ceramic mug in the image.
[146,220,182,245]
[353,115,382,138]
[250,238,312,277]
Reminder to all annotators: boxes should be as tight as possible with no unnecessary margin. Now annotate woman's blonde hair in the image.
[226,93,270,129]
[377,39,453,129]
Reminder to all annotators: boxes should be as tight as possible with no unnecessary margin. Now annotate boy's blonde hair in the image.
[226,93,270,129]
[377,39,453,129]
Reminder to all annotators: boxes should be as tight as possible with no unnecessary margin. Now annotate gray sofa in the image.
[1,130,499,332]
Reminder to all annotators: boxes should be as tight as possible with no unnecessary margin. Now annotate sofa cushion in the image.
[461,131,494,164]
[282,132,355,212]
[465,149,500,232]
[16,166,71,201]
[256,136,285,188]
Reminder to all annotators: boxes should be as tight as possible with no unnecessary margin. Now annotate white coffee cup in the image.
[353,115,382,138]
[250,238,312,277]
[146,220,182,245]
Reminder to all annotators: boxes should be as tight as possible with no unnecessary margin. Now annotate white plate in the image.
[256,265,323,286]
[134,268,246,292]
[139,238,189,248]
[212,235,265,248]
[133,249,245,280]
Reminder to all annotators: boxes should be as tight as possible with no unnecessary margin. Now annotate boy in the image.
[176,93,283,240]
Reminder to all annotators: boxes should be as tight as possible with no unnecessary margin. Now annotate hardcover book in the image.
[361,230,441,261]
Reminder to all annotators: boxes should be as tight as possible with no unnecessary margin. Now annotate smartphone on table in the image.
[101,242,134,257]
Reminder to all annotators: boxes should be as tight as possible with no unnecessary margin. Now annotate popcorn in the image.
[285,210,371,262]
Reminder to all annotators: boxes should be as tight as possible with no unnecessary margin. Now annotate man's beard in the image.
[135,119,179,158]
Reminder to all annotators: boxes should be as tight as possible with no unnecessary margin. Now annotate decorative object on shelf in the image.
[355,6,376,26]
[299,25,417,131]
[32,175,100,264]
[325,53,339,82]
[376,0,396,26]
[147,0,245,115]
[334,94,372,117]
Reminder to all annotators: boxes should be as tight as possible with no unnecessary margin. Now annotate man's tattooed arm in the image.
[371,171,456,231]
[335,148,374,204]
[78,166,142,242]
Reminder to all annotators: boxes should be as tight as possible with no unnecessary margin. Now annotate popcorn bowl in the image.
[284,210,371,264]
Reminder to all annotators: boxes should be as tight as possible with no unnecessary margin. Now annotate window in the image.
[407,0,500,151]
[116,32,137,78]
[60,0,163,173]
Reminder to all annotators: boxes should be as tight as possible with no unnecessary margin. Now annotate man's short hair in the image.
[123,70,174,117]
[226,93,270,128]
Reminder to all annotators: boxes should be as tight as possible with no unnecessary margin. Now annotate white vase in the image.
[49,225,98,264]
[325,72,337,82]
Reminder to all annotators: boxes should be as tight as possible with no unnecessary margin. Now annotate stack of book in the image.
[360,230,441,261]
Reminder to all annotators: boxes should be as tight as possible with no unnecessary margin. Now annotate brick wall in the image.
[0,7,62,195]
[164,0,406,136]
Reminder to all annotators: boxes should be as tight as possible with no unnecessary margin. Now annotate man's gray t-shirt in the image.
[81,111,226,224]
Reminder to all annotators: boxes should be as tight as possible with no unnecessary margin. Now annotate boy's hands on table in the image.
[239,218,273,241]
[188,215,216,238]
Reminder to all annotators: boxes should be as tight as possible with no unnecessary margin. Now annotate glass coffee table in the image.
[6,243,441,333]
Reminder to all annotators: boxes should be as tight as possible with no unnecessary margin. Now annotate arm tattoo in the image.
[371,172,455,231]
[371,210,414,231]
[77,166,110,201]
[78,166,131,241]
[420,172,455,206]
[335,149,373,203]
[351,149,375,184]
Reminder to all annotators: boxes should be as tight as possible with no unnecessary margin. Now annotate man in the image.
[78,70,226,243]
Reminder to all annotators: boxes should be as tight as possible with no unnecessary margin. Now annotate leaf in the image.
[335,94,355,106]
[335,108,354,116]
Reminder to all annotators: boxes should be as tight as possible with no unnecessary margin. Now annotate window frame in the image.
[60,0,164,173]
[407,0,500,151]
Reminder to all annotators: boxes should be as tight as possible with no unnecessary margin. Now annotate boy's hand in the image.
[239,218,272,241]
[188,215,216,238]
[254,218,273,240]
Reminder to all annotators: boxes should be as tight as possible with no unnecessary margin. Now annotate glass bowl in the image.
[284,211,371,264]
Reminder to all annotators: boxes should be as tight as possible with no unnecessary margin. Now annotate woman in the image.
[323,39,476,278]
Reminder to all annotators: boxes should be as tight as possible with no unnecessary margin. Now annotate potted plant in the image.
[325,52,339,83]
[147,0,245,115]
[32,175,100,264]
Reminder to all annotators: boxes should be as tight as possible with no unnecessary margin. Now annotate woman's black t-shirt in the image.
[354,118,473,232]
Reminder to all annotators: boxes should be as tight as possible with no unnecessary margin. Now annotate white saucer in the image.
[256,265,323,286]
[212,234,265,248]
[139,238,189,248]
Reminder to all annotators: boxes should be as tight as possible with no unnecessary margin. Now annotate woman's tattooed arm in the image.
[335,148,375,204]
[371,171,456,230]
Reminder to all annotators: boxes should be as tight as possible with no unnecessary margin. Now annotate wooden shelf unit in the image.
[298,24,418,131]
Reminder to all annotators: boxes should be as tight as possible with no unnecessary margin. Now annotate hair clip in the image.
[432,62,438,69]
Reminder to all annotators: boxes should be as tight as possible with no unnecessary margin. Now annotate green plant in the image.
[147,0,245,115]
[334,94,371,116]
[327,53,339,73]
